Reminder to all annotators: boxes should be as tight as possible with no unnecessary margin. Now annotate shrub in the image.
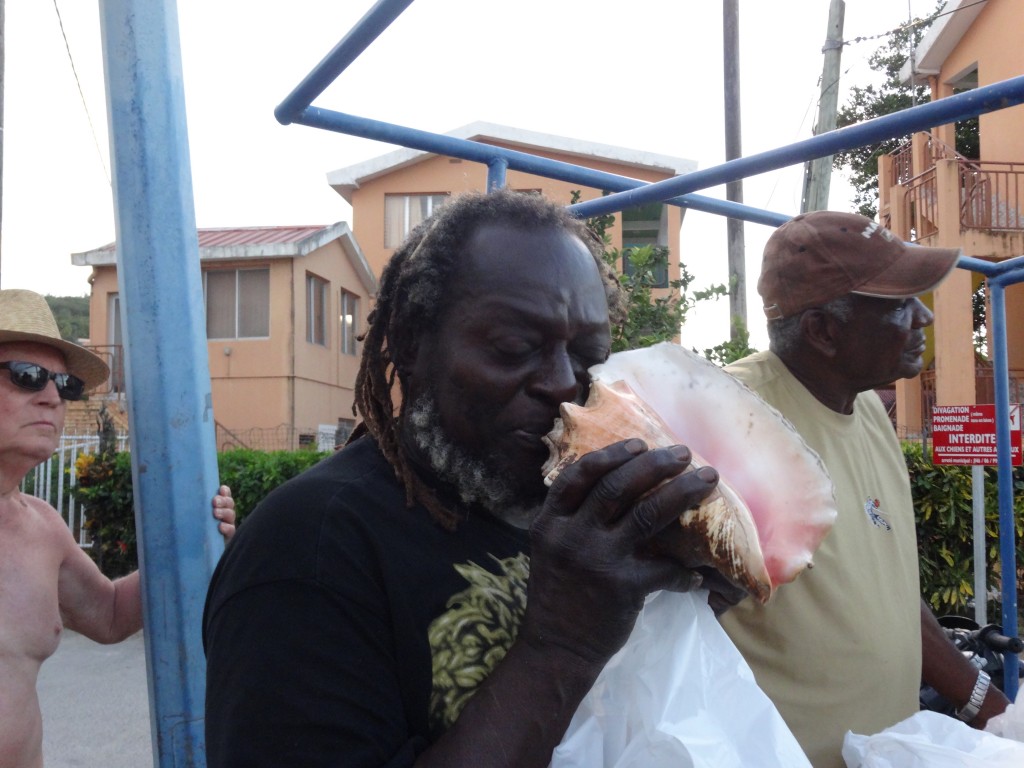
[217,448,329,525]
[69,438,1024,616]
[73,447,329,576]
[75,451,137,578]
[905,441,1024,622]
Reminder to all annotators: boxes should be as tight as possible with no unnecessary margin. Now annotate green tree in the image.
[44,295,91,341]
[703,318,756,367]
[573,191,754,362]
[833,3,977,219]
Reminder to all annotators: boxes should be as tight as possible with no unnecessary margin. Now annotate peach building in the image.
[73,224,375,449]
[880,0,1024,435]
[327,121,695,287]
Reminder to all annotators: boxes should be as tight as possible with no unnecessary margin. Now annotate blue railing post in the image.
[487,157,509,192]
[98,0,225,763]
[989,279,1019,700]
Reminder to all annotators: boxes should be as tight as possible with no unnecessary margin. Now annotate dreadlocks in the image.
[353,188,625,529]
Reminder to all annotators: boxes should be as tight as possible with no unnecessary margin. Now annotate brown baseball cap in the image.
[758,211,961,320]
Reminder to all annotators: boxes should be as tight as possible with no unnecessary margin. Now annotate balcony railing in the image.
[83,344,126,397]
[960,161,1024,230]
[888,132,960,187]
[904,167,939,243]
[889,134,1024,236]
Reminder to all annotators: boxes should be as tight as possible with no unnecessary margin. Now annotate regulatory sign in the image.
[931,404,1022,466]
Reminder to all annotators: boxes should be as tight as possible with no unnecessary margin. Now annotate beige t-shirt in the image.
[720,351,921,768]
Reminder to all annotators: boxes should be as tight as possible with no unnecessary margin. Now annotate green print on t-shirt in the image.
[428,553,530,733]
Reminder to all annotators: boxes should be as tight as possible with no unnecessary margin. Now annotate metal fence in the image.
[21,431,130,545]
[215,419,353,452]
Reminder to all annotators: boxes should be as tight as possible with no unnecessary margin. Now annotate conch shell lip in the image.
[591,343,836,594]
[540,343,838,605]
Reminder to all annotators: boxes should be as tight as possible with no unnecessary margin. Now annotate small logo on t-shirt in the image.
[864,497,892,531]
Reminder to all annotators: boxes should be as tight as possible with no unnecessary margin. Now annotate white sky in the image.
[2,0,938,350]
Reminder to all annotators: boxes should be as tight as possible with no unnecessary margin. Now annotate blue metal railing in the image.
[272,0,1024,702]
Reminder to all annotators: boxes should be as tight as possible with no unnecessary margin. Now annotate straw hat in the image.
[0,289,110,389]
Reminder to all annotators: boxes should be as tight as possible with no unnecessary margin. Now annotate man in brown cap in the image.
[0,289,235,768]
[718,211,1009,767]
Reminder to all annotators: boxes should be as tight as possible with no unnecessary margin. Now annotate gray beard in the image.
[405,394,541,528]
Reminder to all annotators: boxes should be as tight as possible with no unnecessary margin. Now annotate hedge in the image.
[905,442,1024,621]
[71,443,1024,624]
[74,447,329,577]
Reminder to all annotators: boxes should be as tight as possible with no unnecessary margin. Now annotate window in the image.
[384,193,448,247]
[307,273,328,346]
[622,201,668,250]
[621,202,670,288]
[204,268,270,339]
[340,289,360,356]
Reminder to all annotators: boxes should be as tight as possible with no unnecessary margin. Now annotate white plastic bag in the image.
[985,701,1024,743]
[550,590,810,768]
[842,709,1024,767]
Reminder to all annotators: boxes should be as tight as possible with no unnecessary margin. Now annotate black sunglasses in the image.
[0,361,87,401]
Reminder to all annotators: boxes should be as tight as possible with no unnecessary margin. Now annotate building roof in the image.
[900,0,988,85]
[326,121,698,203]
[71,222,378,295]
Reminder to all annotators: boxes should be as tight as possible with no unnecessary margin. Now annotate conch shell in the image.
[541,343,837,604]
[542,378,771,601]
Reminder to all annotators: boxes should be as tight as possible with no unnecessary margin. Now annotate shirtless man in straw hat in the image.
[0,289,235,768]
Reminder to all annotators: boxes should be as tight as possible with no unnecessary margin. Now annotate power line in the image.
[51,0,110,185]
[839,0,988,49]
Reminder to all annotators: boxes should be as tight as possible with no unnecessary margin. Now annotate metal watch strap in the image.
[955,670,991,722]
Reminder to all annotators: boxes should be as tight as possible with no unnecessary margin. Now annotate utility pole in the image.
[802,0,845,213]
[723,0,746,338]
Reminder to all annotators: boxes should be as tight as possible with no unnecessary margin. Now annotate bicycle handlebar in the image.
[978,624,1024,655]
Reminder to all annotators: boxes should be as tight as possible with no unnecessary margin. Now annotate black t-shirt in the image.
[203,436,530,767]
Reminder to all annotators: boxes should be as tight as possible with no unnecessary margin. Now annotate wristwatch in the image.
[955,670,991,722]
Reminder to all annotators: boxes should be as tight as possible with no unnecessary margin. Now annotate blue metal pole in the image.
[291,105,788,226]
[989,279,1019,700]
[988,258,1024,289]
[487,157,509,192]
[570,75,1024,219]
[98,0,224,764]
[275,0,415,123]
[270,0,792,226]
[957,256,1006,278]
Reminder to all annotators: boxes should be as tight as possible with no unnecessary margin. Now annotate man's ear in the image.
[799,309,841,359]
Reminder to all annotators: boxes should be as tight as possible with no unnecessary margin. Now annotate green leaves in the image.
[572,190,749,360]
[72,447,329,576]
[217,448,329,524]
[43,295,91,341]
[905,442,1024,621]
[76,451,137,578]
[603,244,706,352]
